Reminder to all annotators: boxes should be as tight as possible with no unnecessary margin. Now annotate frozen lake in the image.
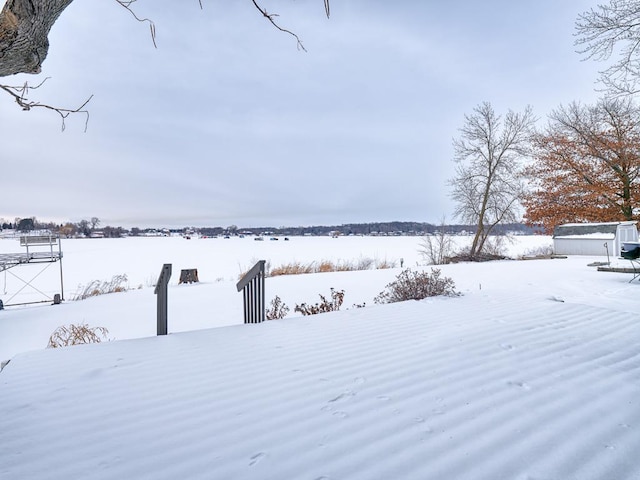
[0,234,554,305]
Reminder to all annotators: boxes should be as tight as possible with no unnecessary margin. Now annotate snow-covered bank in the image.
[0,234,636,363]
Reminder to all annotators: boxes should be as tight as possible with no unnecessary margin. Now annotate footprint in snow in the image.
[321,405,350,419]
[507,381,531,391]
[328,390,356,403]
[500,343,515,351]
[249,452,267,466]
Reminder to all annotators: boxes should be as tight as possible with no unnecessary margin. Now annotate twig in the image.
[250,0,307,51]
[0,79,92,132]
[115,0,157,48]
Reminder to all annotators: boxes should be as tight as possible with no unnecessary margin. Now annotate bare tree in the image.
[449,102,535,257]
[0,0,330,126]
[418,216,454,265]
[90,217,101,231]
[576,0,640,96]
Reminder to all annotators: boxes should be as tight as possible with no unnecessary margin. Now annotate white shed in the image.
[552,221,639,256]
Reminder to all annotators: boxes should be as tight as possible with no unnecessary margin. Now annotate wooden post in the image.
[154,264,172,335]
[179,269,199,284]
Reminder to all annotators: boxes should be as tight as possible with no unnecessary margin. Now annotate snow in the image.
[554,232,616,239]
[559,221,636,227]
[1,235,639,479]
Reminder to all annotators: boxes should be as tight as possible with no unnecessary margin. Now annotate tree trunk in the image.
[0,0,74,77]
[470,165,495,257]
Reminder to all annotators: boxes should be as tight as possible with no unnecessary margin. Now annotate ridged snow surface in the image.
[2,289,639,479]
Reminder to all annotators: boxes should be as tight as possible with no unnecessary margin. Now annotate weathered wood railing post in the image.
[155,264,172,335]
[236,260,266,323]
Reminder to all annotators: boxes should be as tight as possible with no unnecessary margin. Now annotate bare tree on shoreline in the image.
[449,102,535,258]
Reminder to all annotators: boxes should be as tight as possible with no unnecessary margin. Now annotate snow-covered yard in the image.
[1,235,639,479]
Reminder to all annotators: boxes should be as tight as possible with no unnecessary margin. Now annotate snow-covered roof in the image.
[553,221,637,239]
[2,291,639,479]
[557,221,637,228]
[554,232,616,240]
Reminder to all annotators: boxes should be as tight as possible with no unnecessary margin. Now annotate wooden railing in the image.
[236,260,266,323]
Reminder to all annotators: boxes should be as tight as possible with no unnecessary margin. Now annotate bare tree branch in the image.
[576,0,640,96]
[0,78,92,131]
[1,0,331,128]
[115,0,157,48]
[250,0,308,51]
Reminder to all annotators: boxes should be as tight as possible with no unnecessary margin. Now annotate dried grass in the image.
[72,274,129,301]
[47,323,111,348]
[270,262,315,276]
[241,256,397,279]
[374,258,397,269]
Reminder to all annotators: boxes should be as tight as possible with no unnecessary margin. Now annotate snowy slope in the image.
[2,265,640,479]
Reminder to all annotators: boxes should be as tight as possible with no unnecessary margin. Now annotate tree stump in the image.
[179,269,199,284]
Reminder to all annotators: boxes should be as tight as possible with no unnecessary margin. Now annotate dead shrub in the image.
[73,274,129,301]
[374,268,460,304]
[419,234,454,265]
[294,288,345,316]
[482,235,512,257]
[521,244,554,258]
[419,217,455,265]
[374,258,397,269]
[266,295,290,320]
[47,323,111,348]
[355,257,374,270]
[335,262,354,272]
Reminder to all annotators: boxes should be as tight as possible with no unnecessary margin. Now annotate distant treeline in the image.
[2,217,543,238]
[200,222,542,237]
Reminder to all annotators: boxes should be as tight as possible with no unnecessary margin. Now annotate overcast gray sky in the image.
[1,0,604,228]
